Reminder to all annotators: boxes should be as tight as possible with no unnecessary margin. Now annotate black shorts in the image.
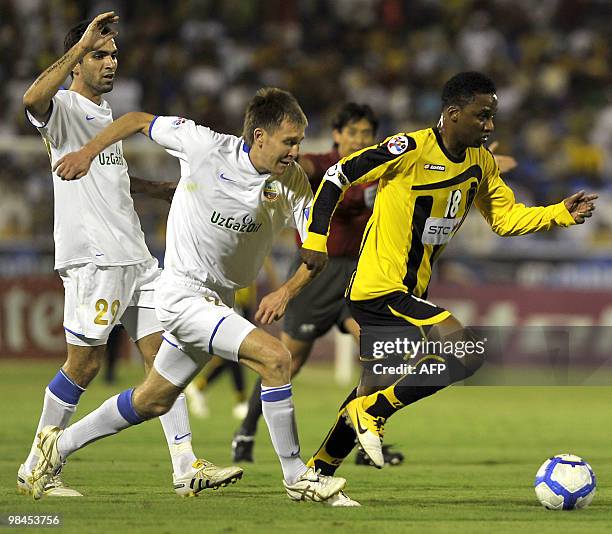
[349,291,450,361]
[283,253,356,342]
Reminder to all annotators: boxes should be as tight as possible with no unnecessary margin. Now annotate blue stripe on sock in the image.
[261,385,292,402]
[208,315,230,355]
[117,388,144,425]
[48,369,84,405]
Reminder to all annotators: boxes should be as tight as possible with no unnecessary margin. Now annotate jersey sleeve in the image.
[25,94,71,148]
[148,115,218,157]
[287,166,314,244]
[302,134,417,253]
[475,151,575,236]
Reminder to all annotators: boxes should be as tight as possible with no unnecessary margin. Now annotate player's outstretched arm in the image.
[255,264,315,325]
[477,172,598,235]
[53,111,155,180]
[563,190,597,224]
[23,12,118,122]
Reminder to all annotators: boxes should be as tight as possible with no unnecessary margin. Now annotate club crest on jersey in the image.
[387,135,409,155]
[263,181,279,201]
[424,163,446,171]
[172,117,187,128]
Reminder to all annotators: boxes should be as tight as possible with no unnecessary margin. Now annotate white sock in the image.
[159,393,197,476]
[58,388,143,459]
[24,388,77,473]
[260,384,307,484]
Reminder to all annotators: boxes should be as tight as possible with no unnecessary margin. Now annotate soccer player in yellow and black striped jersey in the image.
[300,72,598,476]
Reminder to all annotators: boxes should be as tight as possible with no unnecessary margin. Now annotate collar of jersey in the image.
[239,139,271,182]
[68,89,111,116]
[432,127,466,164]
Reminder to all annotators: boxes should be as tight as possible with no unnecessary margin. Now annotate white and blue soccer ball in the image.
[534,454,596,510]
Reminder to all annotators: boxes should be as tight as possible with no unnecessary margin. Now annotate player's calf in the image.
[132,369,183,419]
[429,323,487,383]
[62,344,106,388]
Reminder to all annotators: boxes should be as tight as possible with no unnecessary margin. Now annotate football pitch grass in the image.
[1,360,611,533]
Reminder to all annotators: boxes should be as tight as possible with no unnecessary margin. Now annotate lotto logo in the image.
[387,135,409,155]
[172,117,187,128]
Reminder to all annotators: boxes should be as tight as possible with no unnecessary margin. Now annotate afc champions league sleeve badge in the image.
[386,134,409,155]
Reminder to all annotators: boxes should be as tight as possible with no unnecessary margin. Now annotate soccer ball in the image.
[534,454,596,510]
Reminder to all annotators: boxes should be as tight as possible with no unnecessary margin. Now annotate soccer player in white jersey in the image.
[33,87,357,506]
[20,12,242,498]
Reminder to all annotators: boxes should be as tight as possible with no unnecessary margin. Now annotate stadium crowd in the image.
[1,0,610,262]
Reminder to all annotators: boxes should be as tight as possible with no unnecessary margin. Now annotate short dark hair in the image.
[441,72,497,109]
[331,102,379,135]
[242,88,307,146]
[64,20,91,53]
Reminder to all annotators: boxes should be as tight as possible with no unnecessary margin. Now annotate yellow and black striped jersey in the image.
[303,127,575,301]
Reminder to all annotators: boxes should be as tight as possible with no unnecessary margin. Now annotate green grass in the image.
[1,360,611,533]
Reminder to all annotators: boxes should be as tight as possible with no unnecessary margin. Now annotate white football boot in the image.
[30,426,66,500]
[283,467,346,503]
[173,459,243,497]
[17,463,82,497]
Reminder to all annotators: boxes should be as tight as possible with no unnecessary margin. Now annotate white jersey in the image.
[27,90,152,269]
[150,116,313,293]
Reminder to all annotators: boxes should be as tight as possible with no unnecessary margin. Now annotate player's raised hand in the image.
[489,141,518,174]
[255,287,291,325]
[563,190,598,224]
[300,248,328,277]
[53,148,95,180]
[78,12,119,52]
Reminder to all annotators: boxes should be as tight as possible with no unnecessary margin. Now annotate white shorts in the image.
[155,279,256,364]
[60,259,163,346]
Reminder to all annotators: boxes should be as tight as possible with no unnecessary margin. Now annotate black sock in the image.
[307,388,358,475]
